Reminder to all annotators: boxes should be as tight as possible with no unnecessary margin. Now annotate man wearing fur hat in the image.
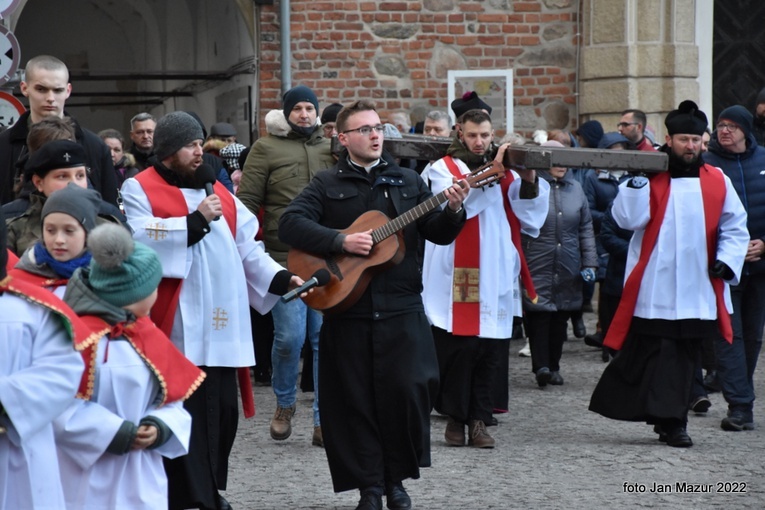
[120,111,305,510]
[703,105,765,432]
[238,85,336,447]
[590,100,749,448]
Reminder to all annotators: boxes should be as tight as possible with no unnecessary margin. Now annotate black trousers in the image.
[432,327,503,424]
[165,366,238,510]
[525,310,569,373]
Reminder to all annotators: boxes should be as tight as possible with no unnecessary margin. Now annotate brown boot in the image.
[270,405,296,440]
[312,426,324,447]
[444,417,466,446]
[468,419,496,448]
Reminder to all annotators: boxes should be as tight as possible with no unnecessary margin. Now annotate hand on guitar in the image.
[496,142,536,183]
[343,229,374,256]
[445,178,469,212]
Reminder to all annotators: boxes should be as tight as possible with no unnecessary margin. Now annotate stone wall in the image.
[258,0,580,136]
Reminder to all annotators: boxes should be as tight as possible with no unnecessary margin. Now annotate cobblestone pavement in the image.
[224,312,765,509]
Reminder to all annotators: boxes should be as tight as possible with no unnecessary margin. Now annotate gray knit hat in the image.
[87,223,163,308]
[42,183,102,234]
[154,111,204,161]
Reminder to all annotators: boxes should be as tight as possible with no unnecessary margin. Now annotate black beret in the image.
[25,140,86,178]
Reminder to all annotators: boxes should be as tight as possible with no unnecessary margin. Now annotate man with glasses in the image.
[617,109,656,152]
[703,105,765,433]
[279,100,469,510]
[128,112,156,171]
[238,85,336,448]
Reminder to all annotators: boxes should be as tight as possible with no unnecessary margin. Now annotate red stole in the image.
[499,172,538,303]
[0,275,101,399]
[134,167,257,418]
[8,267,68,289]
[444,156,481,336]
[604,166,732,350]
[78,315,206,406]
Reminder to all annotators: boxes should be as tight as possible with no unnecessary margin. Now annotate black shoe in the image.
[689,396,711,414]
[356,490,383,510]
[218,495,233,510]
[703,370,721,393]
[385,482,412,510]
[665,427,693,447]
[549,371,564,385]
[536,367,551,387]
[487,416,499,426]
[572,316,586,338]
[584,333,603,348]
[721,410,755,431]
[653,424,667,443]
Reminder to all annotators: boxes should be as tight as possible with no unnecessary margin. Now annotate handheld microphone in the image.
[195,163,220,221]
[281,269,331,303]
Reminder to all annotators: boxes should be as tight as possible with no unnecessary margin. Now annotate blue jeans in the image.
[271,299,322,425]
[715,273,765,412]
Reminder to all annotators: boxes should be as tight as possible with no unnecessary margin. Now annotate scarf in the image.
[446,137,494,170]
[33,241,92,279]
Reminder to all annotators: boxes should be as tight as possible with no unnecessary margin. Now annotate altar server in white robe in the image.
[590,100,749,448]
[421,109,549,448]
[119,111,304,510]
[56,224,206,510]
[0,206,85,510]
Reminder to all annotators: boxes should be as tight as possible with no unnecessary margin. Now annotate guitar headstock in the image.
[465,160,505,189]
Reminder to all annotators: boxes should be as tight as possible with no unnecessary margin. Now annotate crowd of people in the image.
[2,54,765,510]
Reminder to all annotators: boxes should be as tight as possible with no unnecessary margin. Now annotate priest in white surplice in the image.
[421,109,549,448]
[120,111,304,510]
[589,100,749,448]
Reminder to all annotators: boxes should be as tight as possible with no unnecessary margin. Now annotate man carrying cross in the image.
[420,108,549,448]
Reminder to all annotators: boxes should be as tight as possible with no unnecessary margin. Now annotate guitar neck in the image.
[371,191,448,244]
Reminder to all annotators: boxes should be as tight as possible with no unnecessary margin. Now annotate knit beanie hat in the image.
[282,85,319,118]
[756,87,765,107]
[154,111,204,161]
[717,105,753,138]
[87,223,163,308]
[575,120,604,148]
[451,91,492,119]
[25,139,86,179]
[320,103,344,124]
[42,183,102,233]
[220,142,248,171]
[665,100,708,136]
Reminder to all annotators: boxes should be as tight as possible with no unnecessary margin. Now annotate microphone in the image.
[195,163,220,221]
[281,269,331,303]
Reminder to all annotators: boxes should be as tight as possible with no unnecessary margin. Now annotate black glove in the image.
[710,260,734,280]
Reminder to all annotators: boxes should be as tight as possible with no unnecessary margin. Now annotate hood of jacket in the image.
[64,267,133,326]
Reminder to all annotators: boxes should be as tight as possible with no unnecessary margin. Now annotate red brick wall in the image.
[258,0,579,137]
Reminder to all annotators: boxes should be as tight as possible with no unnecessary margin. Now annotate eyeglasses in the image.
[342,124,385,136]
[716,123,739,132]
[617,122,638,128]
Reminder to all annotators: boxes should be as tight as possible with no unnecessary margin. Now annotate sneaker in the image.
[312,426,324,447]
[518,339,531,357]
[721,410,755,431]
[444,418,465,446]
[536,367,551,387]
[467,419,496,448]
[689,396,711,414]
[269,405,296,440]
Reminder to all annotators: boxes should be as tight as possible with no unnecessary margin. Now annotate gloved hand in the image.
[627,175,648,189]
[709,260,734,280]
[581,267,596,282]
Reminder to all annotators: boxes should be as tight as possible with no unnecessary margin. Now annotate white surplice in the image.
[421,158,550,338]
[120,179,283,367]
[0,293,84,510]
[612,171,749,320]
[54,336,191,510]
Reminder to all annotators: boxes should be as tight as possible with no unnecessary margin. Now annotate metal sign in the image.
[0,0,22,19]
[0,90,25,129]
[0,25,19,86]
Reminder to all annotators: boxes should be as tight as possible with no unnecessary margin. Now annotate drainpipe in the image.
[280,0,291,94]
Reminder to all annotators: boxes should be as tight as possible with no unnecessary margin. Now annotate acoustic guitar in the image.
[287,160,506,314]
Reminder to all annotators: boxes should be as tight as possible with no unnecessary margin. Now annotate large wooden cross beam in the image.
[331,134,669,173]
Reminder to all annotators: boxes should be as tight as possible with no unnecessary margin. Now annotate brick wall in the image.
[258,0,579,137]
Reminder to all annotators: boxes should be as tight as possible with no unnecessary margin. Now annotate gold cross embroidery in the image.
[212,307,229,330]
[453,267,479,303]
[146,222,168,241]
